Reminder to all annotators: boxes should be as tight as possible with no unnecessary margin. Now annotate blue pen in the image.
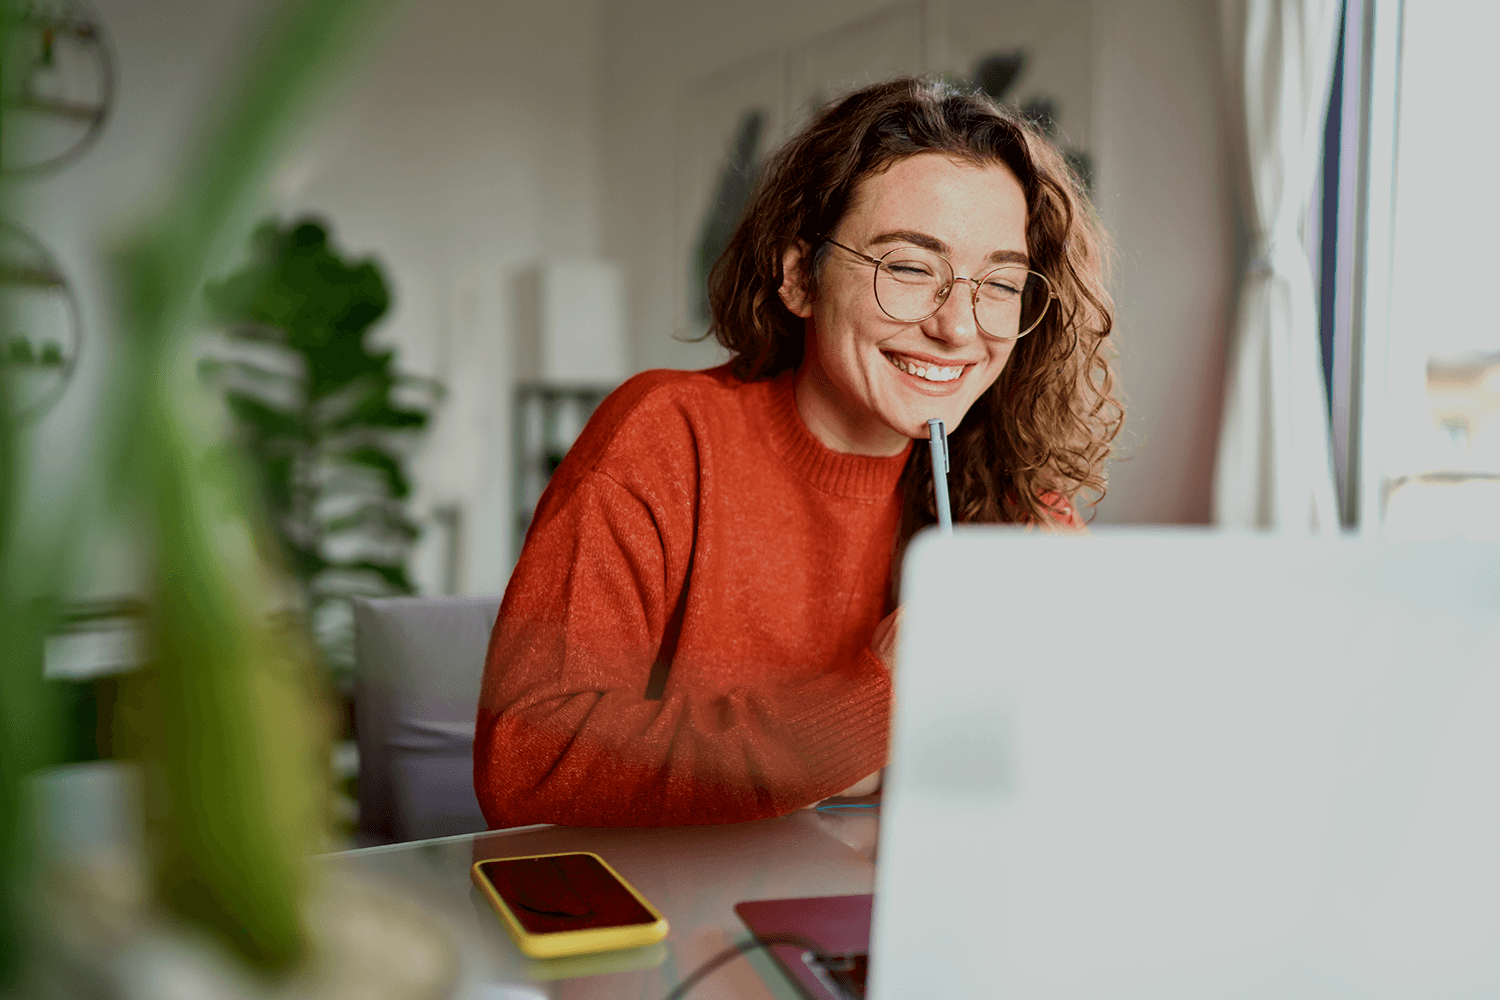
[926,418,952,535]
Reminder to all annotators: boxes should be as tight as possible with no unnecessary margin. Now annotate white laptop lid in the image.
[870,530,1500,1000]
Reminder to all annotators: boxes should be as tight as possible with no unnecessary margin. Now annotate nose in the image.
[919,278,980,346]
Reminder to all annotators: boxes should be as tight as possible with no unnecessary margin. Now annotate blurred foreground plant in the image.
[112,0,387,970]
[0,230,65,993]
[2,0,389,985]
[0,2,67,988]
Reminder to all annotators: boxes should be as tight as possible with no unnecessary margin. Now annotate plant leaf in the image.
[321,500,420,540]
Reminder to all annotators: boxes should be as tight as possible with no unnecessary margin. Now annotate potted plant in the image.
[202,219,438,691]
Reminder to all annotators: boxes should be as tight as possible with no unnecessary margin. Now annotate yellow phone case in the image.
[470,851,670,959]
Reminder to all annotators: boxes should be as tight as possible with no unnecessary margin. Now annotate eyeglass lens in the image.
[873,246,1051,337]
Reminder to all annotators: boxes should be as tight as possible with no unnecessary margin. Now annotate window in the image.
[1375,0,1500,540]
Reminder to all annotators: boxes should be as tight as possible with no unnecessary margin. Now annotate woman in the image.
[474,77,1120,829]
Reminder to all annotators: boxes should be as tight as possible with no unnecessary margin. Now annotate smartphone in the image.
[470,852,669,959]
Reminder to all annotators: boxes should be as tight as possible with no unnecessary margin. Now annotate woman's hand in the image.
[834,769,882,797]
[870,606,902,673]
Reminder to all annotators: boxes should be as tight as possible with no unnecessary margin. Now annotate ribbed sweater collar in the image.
[760,369,912,499]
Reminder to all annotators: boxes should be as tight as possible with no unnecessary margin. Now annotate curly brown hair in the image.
[708,75,1121,549]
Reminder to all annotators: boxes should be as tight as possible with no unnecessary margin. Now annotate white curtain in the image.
[1213,0,1344,531]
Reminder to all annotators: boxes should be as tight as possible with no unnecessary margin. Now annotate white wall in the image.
[1089,0,1234,524]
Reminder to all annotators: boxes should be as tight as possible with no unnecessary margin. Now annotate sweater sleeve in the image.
[473,469,892,829]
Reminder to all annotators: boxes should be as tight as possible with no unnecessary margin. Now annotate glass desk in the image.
[323,807,879,1000]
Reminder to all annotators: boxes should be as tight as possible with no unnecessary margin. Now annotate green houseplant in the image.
[202,219,437,686]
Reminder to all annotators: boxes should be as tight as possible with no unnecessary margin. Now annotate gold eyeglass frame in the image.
[823,238,1055,340]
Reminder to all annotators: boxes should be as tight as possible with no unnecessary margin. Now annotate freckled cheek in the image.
[987,343,1019,378]
[966,347,1014,403]
[815,298,883,360]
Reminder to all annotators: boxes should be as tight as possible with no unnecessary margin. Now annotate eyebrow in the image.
[867,229,1031,268]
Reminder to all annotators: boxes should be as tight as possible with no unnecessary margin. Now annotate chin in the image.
[888,410,958,442]
[875,379,985,441]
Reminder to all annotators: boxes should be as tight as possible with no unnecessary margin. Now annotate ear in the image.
[778,240,814,318]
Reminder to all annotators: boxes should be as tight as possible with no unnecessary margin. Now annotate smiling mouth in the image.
[883,352,967,383]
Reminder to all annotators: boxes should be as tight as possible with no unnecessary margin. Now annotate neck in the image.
[793,361,910,457]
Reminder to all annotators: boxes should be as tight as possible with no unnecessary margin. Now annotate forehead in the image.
[842,153,1028,251]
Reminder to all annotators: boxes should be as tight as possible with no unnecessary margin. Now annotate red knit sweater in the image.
[474,365,1076,829]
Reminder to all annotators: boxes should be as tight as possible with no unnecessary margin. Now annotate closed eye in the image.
[980,277,1023,296]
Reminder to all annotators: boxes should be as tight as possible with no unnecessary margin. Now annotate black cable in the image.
[659,931,838,1000]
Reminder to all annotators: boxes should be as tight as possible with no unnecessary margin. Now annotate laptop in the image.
[740,530,1500,1000]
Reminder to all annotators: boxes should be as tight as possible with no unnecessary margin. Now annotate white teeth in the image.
[886,353,963,382]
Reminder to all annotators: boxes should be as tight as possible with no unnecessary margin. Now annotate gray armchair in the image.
[352,595,501,844]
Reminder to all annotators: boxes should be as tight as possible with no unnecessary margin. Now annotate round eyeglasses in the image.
[823,238,1055,340]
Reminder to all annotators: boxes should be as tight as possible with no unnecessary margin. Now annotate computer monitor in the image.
[870,529,1500,1000]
